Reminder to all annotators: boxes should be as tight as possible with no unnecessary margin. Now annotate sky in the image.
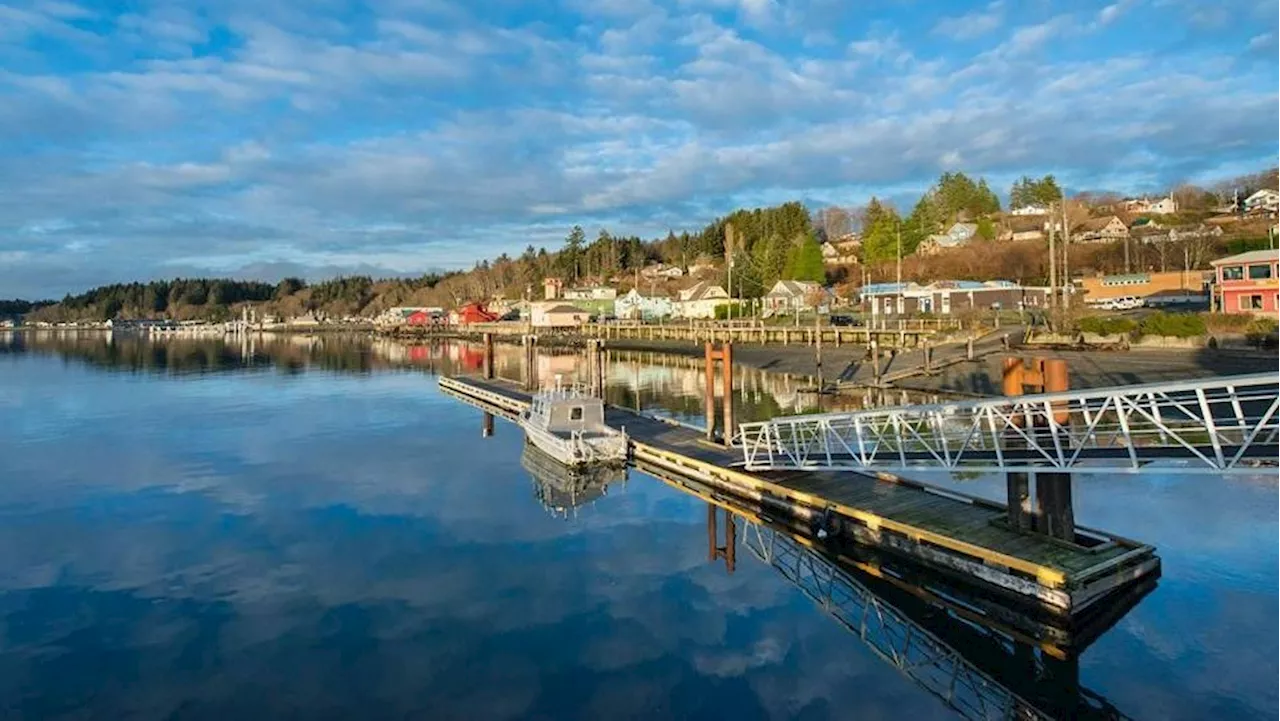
[1,0,1277,299]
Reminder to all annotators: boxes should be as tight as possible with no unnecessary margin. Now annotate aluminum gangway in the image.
[738,373,1279,475]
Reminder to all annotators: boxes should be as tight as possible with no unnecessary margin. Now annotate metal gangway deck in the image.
[738,373,1279,475]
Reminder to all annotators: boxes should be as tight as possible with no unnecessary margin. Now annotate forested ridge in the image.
[13,166,1277,323]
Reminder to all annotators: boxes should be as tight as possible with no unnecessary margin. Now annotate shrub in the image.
[714,303,749,321]
[1245,317,1279,349]
[1201,312,1253,334]
[1138,311,1207,338]
[1077,316,1137,336]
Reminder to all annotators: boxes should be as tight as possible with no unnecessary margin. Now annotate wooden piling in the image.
[1037,359,1074,541]
[722,343,735,444]
[704,342,716,441]
[482,332,494,380]
[967,337,974,361]
[1003,357,1031,532]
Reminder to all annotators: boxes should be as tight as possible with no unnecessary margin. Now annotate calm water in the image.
[0,332,1275,720]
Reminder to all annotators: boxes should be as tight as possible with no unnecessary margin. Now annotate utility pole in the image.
[896,220,903,316]
[1061,199,1071,313]
[1048,203,1057,324]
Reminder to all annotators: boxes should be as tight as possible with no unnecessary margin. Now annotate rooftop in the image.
[1210,248,1279,266]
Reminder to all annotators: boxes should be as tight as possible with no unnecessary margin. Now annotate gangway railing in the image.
[739,373,1279,474]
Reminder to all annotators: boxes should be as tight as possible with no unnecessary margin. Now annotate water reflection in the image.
[2,331,934,426]
[522,442,629,519]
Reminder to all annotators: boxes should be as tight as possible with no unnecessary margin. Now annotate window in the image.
[569,407,583,421]
[1221,265,1245,281]
[1239,295,1264,311]
[1248,264,1273,280]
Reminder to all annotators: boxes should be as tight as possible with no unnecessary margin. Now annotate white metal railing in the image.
[739,373,1279,475]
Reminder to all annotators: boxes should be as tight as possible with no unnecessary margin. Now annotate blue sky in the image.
[1,0,1277,298]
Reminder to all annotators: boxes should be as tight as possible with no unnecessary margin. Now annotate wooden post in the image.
[482,411,494,438]
[704,342,716,441]
[966,337,974,361]
[1003,357,1031,532]
[722,342,734,445]
[482,332,494,380]
[923,341,932,372]
[1037,359,1074,541]
[724,512,736,573]
[707,504,718,561]
[870,339,881,386]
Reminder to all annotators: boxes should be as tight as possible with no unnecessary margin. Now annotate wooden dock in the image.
[394,319,972,349]
[439,374,1161,617]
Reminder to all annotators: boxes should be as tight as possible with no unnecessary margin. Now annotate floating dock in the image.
[439,374,1161,617]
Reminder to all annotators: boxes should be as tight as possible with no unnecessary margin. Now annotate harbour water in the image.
[0,333,1275,720]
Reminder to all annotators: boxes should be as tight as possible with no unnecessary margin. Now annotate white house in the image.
[1010,204,1049,216]
[1073,216,1129,243]
[1245,189,1279,215]
[563,286,617,301]
[677,281,733,318]
[614,288,675,320]
[918,222,978,256]
[1147,196,1178,215]
[763,280,822,313]
[821,239,859,266]
[531,302,590,328]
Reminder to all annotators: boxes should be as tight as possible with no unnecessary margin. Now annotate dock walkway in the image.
[439,374,1160,617]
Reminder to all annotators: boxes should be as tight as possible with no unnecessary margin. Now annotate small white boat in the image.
[519,381,628,468]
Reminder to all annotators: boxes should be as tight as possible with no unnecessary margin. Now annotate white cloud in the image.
[933,2,1005,41]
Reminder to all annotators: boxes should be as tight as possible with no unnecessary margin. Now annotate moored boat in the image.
[518,381,628,468]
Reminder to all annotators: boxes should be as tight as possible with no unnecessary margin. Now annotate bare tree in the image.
[817,206,854,242]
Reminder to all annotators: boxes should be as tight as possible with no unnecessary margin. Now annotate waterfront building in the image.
[1210,249,1279,315]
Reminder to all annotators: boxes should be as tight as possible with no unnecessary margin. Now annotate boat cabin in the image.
[528,390,606,433]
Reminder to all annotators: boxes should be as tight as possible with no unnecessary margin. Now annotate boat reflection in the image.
[521,442,628,519]
[635,456,1150,721]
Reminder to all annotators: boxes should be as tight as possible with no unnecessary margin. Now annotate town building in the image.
[1073,216,1129,243]
[1211,249,1279,315]
[531,302,591,327]
[763,280,824,313]
[999,215,1049,243]
[1244,189,1279,216]
[820,236,860,266]
[543,277,564,300]
[641,264,685,279]
[918,222,978,255]
[1076,271,1211,304]
[677,281,733,319]
[613,288,675,320]
[452,302,499,325]
[859,280,1049,316]
[563,286,617,301]
[1010,204,1049,216]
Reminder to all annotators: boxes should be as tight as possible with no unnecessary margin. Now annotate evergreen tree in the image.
[786,234,825,282]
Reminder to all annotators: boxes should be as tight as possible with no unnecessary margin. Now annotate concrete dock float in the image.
[438,374,1161,618]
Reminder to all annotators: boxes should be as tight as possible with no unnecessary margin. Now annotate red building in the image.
[406,310,435,326]
[1211,249,1279,315]
[454,302,499,324]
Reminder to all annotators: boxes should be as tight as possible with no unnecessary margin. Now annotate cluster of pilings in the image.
[1002,356,1074,541]
[704,342,736,444]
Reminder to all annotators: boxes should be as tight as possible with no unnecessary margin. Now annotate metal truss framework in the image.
[741,520,1049,721]
[739,373,1279,475]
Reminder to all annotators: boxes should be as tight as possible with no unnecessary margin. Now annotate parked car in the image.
[829,315,857,326]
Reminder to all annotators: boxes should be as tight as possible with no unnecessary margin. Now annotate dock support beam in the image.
[704,342,736,445]
[707,504,736,573]
[482,333,494,380]
[1036,359,1074,541]
[1002,358,1031,532]
[1003,356,1076,541]
[482,411,494,438]
[522,335,537,391]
